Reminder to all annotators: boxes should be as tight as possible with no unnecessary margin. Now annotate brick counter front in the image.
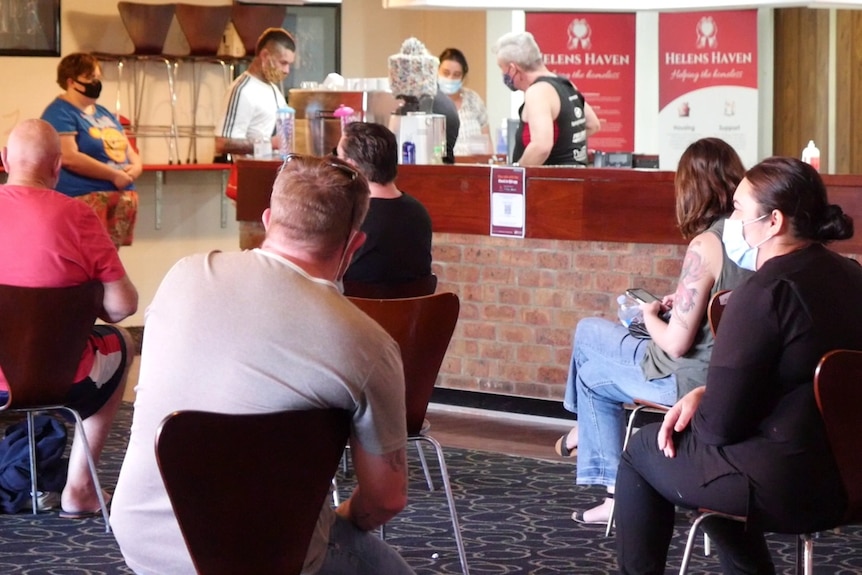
[431,233,685,400]
[235,161,862,402]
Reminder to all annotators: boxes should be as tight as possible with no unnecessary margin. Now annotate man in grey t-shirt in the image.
[111,155,414,575]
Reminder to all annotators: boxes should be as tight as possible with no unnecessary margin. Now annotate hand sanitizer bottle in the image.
[801,140,820,172]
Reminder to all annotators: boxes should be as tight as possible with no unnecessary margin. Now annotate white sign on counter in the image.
[490,166,526,238]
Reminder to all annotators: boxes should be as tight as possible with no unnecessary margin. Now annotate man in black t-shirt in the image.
[336,122,433,285]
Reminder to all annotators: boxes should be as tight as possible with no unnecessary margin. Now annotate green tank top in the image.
[640,218,754,398]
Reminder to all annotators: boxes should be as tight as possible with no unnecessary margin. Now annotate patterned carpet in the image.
[1,404,861,574]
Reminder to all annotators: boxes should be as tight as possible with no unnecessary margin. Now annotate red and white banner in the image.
[526,12,636,153]
[658,10,758,170]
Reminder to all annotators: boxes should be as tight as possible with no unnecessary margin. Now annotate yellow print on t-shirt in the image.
[88,126,128,164]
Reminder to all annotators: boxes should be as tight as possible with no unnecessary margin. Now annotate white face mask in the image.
[438,77,462,95]
[722,214,769,271]
[334,230,357,287]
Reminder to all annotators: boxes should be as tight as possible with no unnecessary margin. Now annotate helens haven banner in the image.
[526,12,636,154]
[658,10,758,170]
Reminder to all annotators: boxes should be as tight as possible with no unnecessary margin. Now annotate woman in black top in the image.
[615,157,862,574]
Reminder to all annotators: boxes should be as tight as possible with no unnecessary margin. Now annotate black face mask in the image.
[74,79,102,99]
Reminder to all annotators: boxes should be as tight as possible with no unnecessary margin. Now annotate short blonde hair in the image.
[269,155,370,259]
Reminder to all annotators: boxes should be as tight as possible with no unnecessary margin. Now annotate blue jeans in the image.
[563,317,679,487]
[317,515,415,574]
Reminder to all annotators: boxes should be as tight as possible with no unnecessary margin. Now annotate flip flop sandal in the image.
[554,434,576,457]
[59,490,112,519]
[571,510,609,525]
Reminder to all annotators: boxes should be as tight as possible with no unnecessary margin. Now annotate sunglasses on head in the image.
[280,152,358,182]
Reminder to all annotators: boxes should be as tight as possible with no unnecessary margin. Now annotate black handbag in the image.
[627,319,651,340]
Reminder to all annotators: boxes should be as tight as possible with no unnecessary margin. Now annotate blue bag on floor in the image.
[0,415,68,513]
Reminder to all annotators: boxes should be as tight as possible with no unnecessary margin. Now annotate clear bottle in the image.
[617,294,642,327]
[801,140,820,172]
[496,118,508,155]
[276,106,295,159]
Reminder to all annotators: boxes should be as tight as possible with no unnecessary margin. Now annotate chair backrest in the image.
[0,282,103,409]
[117,2,176,56]
[175,4,233,56]
[155,408,351,575]
[707,289,732,336]
[342,274,437,300]
[813,349,862,523]
[348,292,460,435]
[230,3,287,57]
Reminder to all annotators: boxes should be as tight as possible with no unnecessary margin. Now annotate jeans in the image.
[317,515,415,575]
[563,317,679,487]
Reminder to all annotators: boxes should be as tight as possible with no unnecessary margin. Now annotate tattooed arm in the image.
[642,231,724,357]
[336,440,408,531]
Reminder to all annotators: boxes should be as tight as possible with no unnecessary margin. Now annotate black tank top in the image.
[512,76,588,166]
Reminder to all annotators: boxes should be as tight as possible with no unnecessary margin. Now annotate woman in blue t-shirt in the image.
[41,53,142,248]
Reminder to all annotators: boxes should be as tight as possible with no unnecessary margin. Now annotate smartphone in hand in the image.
[626,288,660,304]
[627,288,673,322]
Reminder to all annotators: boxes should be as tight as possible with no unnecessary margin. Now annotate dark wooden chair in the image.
[342,274,437,300]
[95,2,181,162]
[0,282,109,527]
[678,349,862,574]
[174,4,232,56]
[707,289,731,337]
[155,408,350,575]
[338,274,437,482]
[347,292,468,574]
[230,2,287,58]
[173,3,234,163]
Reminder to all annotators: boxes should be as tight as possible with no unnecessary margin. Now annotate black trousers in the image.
[615,423,776,575]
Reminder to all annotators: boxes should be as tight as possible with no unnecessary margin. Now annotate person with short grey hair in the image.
[493,31,601,167]
[492,31,543,71]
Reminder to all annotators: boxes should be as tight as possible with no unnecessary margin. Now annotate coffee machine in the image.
[386,37,447,165]
[388,95,446,165]
[288,89,398,156]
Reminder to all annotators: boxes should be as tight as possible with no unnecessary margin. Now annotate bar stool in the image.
[230,2,286,68]
[174,3,233,164]
[95,2,181,164]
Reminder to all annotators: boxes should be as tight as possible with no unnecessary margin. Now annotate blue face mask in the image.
[502,72,517,92]
[438,77,462,95]
[722,214,769,271]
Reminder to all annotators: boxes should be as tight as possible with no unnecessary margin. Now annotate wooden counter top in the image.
[235,160,862,252]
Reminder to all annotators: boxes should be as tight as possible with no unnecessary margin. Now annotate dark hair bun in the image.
[816,204,854,243]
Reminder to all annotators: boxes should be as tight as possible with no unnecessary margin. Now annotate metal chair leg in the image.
[606,404,652,537]
[26,412,38,515]
[798,533,814,575]
[415,434,469,575]
[678,512,718,575]
[26,408,110,531]
[331,477,340,507]
[415,441,434,491]
[65,408,111,533]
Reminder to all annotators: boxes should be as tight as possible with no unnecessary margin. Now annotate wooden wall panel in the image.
[773,8,830,166]
[835,11,862,174]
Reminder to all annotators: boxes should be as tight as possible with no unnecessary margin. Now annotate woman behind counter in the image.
[616,157,862,574]
[41,53,141,249]
[437,48,492,156]
[492,31,601,167]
